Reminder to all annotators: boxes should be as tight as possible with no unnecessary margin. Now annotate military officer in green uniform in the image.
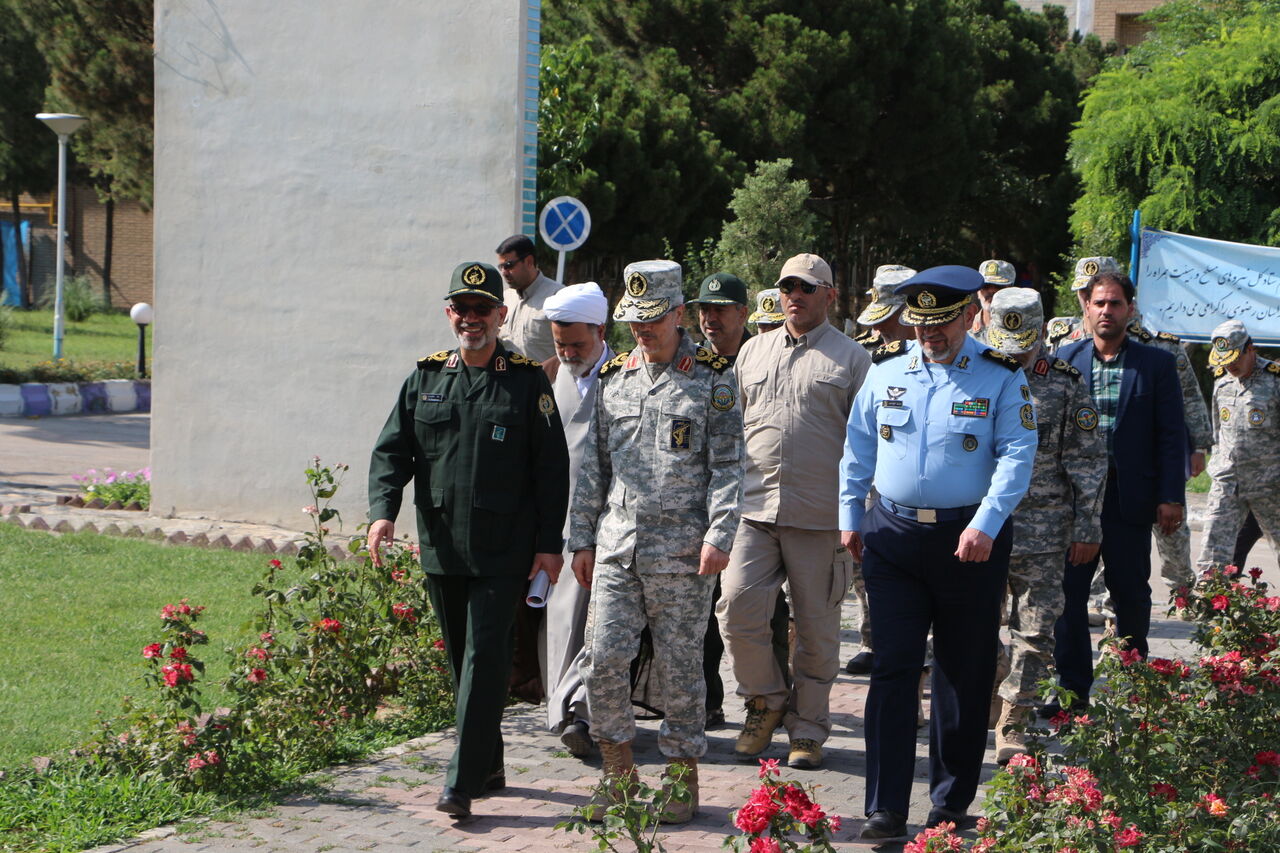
[367,261,570,819]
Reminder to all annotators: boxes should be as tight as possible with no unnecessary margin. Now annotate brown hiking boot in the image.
[657,757,699,824]
[787,738,823,770]
[735,697,785,759]
[995,702,1032,765]
[584,739,637,822]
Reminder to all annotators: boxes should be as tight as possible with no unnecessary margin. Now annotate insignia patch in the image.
[626,354,640,370]
[981,349,1020,371]
[462,264,486,286]
[1034,358,1050,376]
[670,417,692,449]
[1020,385,1030,401]
[695,347,730,372]
[761,295,777,313]
[509,352,540,367]
[918,291,937,308]
[494,356,507,372]
[1221,407,1231,423]
[1020,403,1036,430]
[626,272,648,297]
[982,261,998,277]
[881,400,903,408]
[1048,320,1069,339]
[1212,365,1226,378]
[962,434,979,452]
[952,398,990,417]
[1083,260,1099,276]
[711,384,736,411]
[908,356,919,370]
[421,393,445,403]
[887,386,906,399]
[1075,407,1098,431]
[1249,408,1265,426]
[446,353,459,368]
[1269,362,1280,376]
[491,425,507,442]
[872,340,906,363]
[1177,355,1189,370]
[880,424,893,441]
[708,280,721,291]
[677,355,694,373]
[1003,312,1023,331]
[956,356,970,370]
[538,394,555,415]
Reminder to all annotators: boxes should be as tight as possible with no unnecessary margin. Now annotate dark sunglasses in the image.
[778,279,821,295]
[449,301,496,318]
[497,255,529,271]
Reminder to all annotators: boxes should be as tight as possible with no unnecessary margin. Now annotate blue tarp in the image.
[1,220,31,307]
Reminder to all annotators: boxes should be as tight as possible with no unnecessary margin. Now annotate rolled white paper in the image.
[526,570,551,608]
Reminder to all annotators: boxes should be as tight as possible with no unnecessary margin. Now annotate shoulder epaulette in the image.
[507,352,542,368]
[1156,331,1181,343]
[1046,318,1074,344]
[854,329,879,345]
[695,345,731,373]
[599,351,630,377]
[981,348,1020,371]
[417,350,452,369]
[1214,365,1227,378]
[1051,358,1082,379]
[1266,362,1280,376]
[1130,326,1153,343]
[872,339,907,363]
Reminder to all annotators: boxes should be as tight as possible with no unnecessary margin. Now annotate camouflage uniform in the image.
[568,329,742,757]
[1197,357,1280,570]
[997,350,1106,705]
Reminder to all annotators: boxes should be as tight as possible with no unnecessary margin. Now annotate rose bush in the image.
[725,759,841,852]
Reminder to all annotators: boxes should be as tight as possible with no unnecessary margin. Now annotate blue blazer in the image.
[1058,337,1185,526]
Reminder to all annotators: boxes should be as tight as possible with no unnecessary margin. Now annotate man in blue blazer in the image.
[1053,271,1185,708]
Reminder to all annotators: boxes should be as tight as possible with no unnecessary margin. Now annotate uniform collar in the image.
[904,334,981,373]
[623,329,698,375]
[784,320,833,348]
[515,272,556,303]
[441,343,513,374]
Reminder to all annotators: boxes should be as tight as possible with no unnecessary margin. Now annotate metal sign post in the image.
[538,196,591,282]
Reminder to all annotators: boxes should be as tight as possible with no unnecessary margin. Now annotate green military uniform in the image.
[369,266,569,801]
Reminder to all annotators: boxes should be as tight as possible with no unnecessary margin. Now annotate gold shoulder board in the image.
[872,339,907,363]
[981,348,1020,371]
[1051,358,1082,379]
[599,351,631,377]
[417,350,452,369]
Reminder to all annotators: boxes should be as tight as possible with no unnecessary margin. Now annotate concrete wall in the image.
[153,1,533,529]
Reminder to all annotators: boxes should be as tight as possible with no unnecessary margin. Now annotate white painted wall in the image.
[153,1,529,529]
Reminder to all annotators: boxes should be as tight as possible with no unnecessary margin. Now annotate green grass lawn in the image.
[0,308,150,372]
[0,525,276,768]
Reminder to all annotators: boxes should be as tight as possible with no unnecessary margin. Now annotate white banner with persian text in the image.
[1136,227,1280,345]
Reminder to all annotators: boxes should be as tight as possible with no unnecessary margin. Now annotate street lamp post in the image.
[35,113,88,361]
[130,302,153,378]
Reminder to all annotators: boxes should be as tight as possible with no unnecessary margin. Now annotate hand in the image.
[367,519,395,567]
[572,549,596,589]
[530,552,563,583]
[841,530,863,562]
[1189,451,1206,479]
[1068,541,1101,565]
[698,543,731,576]
[955,527,994,562]
[1157,502,1184,536]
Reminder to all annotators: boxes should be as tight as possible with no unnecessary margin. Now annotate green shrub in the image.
[39,274,104,323]
[0,304,12,351]
[73,467,151,509]
[0,359,141,384]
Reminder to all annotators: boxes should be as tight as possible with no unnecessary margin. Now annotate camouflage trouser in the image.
[1196,480,1280,572]
[997,551,1065,707]
[1153,519,1194,592]
[581,562,715,758]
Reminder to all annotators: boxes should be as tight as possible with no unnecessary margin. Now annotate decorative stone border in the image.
[0,379,151,417]
[56,494,147,511]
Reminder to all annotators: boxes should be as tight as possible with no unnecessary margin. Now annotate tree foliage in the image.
[11,0,153,207]
[0,2,49,202]
[714,158,819,292]
[1071,0,1280,256]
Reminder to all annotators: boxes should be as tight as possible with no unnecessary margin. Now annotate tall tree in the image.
[0,1,50,306]
[1070,0,1280,257]
[714,158,819,292]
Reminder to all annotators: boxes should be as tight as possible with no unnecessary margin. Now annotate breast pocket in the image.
[414,401,454,456]
[875,406,912,460]
[945,414,994,465]
[482,406,527,473]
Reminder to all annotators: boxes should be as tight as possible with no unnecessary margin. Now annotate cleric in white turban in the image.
[543,282,609,327]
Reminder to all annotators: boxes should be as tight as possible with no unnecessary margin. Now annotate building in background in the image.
[1011,0,1164,46]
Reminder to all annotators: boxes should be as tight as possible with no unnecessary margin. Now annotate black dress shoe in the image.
[845,651,875,675]
[925,806,973,830]
[435,786,472,817]
[860,810,908,840]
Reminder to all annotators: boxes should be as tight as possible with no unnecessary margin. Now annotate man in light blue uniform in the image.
[839,265,1037,840]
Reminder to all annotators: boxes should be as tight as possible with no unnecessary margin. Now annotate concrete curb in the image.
[0,379,151,417]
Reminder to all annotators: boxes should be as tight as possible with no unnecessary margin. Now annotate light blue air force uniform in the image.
[839,334,1038,537]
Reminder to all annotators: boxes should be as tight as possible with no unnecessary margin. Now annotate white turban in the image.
[544,282,608,326]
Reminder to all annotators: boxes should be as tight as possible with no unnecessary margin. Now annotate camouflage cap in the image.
[979,259,1016,287]
[773,253,833,289]
[987,287,1044,355]
[690,272,749,306]
[749,288,786,326]
[896,265,981,327]
[1071,256,1122,291]
[613,259,683,323]
[445,261,503,303]
[856,264,915,326]
[1208,319,1251,367]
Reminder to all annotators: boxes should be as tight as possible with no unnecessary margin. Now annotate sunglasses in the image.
[497,256,529,271]
[449,301,496,318]
[778,279,823,295]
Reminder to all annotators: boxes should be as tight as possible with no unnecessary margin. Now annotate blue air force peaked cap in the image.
[894,265,983,326]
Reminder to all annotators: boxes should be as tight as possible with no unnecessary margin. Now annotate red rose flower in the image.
[1114,825,1143,848]
[247,668,268,684]
[169,646,188,661]
[1212,594,1230,611]
[142,643,163,659]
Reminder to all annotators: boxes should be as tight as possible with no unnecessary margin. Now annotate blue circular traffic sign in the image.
[539,196,591,252]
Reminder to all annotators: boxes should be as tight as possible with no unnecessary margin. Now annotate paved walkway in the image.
[3,414,1275,852]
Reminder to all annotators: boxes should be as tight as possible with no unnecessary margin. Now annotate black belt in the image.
[879,496,980,524]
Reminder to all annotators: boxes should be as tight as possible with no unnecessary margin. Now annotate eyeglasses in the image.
[497,256,529,271]
[449,301,496,318]
[778,279,822,295]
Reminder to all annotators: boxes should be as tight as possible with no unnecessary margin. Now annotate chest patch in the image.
[880,424,893,441]
[1249,408,1265,426]
[887,386,906,399]
[952,398,990,418]
[1075,407,1099,431]
[491,425,507,442]
[711,384,736,411]
[1221,407,1231,423]
[670,418,692,449]
[881,399,903,408]
[962,434,979,452]
[1020,403,1036,430]
[421,393,445,403]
